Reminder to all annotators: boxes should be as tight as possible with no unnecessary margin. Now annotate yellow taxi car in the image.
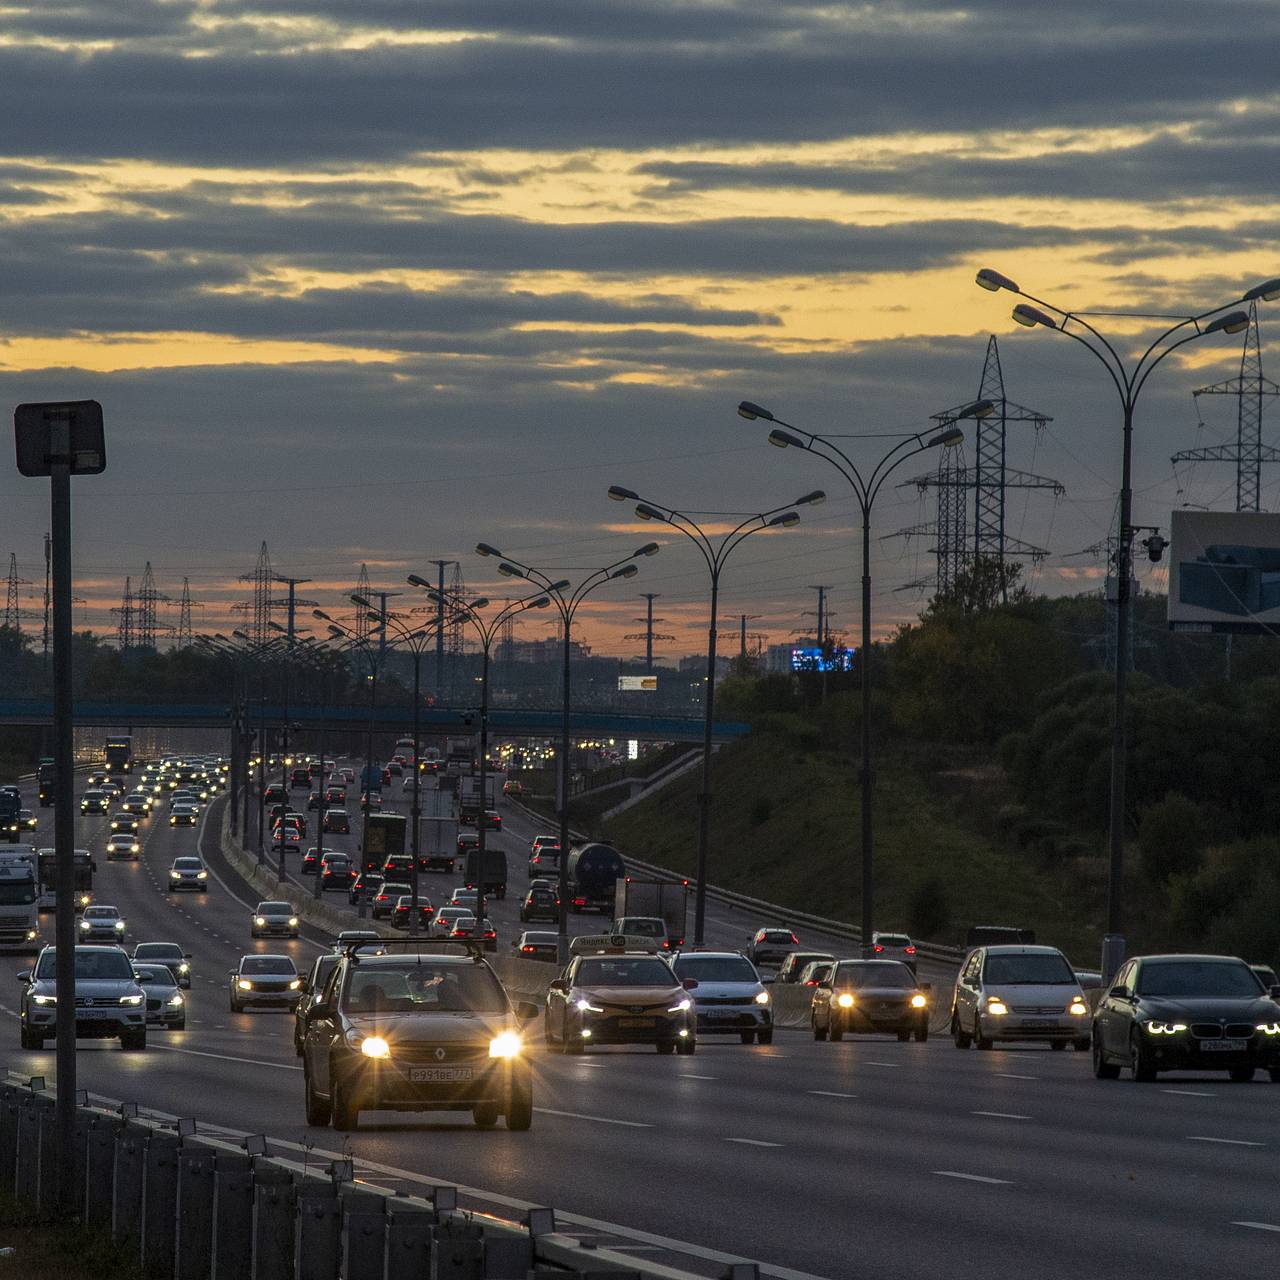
[544,937,696,1055]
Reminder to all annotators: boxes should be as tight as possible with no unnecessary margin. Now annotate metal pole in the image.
[278,661,289,883]
[860,508,874,957]
[312,673,326,901]
[241,689,251,852]
[256,694,265,864]
[556,613,572,965]
[476,643,490,933]
[228,675,240,838]
[693,572,719,947]
[409,650,421,934]
[433,561,447,702]
[50,448,76,1210]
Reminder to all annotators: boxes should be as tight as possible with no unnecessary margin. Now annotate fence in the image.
[0,1077,759,1280]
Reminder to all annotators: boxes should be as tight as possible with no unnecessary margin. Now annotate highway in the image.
[4,762,1279,1279]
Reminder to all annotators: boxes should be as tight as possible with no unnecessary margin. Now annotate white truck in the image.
[458,774,498,822]
[0,846,40,952]
[612,876,690,949]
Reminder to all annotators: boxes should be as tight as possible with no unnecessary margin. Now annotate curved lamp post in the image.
[474,542,658,963]
[974,267,1277,979]
[606,486,822,945]
[737,400,983,955]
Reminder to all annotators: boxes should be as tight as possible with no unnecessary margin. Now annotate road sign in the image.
[14,400,106,477]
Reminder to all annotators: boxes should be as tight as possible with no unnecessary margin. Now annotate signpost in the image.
[14,399,105,1211]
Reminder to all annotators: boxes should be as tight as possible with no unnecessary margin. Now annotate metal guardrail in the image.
[0,1075,750,1280]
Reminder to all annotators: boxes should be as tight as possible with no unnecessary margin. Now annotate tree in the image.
[927,556,1028,616]
[1138,792,1210,884]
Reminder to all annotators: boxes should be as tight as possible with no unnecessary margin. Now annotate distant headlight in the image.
[32,994,55,1006]
[668,998,692,1012]
[575,998,603,1012]
[130,844,140,853]
[754,990,770,1005]
[360,1036,390,1059]
[489,1031,522,1059]
[836,993,855,1008]
[1068,998,1089,1016]
[288,979,301,990]
[113,921,125,931]
[78,920,91,931]
[1144,1021,1187,1034]
[910,993,927,1009]
[24,930,36,942]
[177,963,189,973]
[170,870,182,878]
[986,999,1008,1016]
[167,993,184,1007]
[119,994,143,1006]
[78,894,90,907]
[288,917,298,927]
[1256,1023,1280,1035]
[254,916,266,926]
[237,979,252,990]
[196,871,207,879]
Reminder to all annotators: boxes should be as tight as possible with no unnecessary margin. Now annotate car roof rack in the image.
[342,937,487,963]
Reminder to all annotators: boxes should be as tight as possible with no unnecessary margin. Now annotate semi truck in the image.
[36,847,95,912]
[458,774,497,821]
[360,812,407,876]
[0,847,39,951]
[613,876,689,948]
[104,734,133,774]
[566,843,626,914]
[0,787,22,842]
[37,759,55,807]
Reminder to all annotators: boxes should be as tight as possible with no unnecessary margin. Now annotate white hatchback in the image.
[951,945,1091,1051]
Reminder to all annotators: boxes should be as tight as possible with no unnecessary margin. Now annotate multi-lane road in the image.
[4,761,1279,1279]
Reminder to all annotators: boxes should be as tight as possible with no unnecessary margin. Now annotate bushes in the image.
[1139,792,1210,884]
[907,875,951,940]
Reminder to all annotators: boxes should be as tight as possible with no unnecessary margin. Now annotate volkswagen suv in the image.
[19,945,147,1050]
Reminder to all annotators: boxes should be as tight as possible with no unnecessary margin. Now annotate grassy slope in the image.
[603,732,1097,959]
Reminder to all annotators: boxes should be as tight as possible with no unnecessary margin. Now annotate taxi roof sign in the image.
[569,933,661,957]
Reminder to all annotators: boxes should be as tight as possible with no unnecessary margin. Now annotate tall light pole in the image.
[408,577,550,938]
[974,267,1275,979]
[475,542,659,963]
[230,629,290,866]
[606,486,822,945]
[738,400,983,954]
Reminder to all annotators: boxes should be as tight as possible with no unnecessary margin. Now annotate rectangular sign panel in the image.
[1168,510,1280,633]
[789,646,855,672]
[618,675,658,691]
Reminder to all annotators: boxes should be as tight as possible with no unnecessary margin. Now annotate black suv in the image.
[299,940,537,1131]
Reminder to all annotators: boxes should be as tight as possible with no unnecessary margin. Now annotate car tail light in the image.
[905,945,916,954]
[573,897,586,907]
[521,945,535,954]
[873,944,883,953]
[484,930,496,938]
[789,934,799,944]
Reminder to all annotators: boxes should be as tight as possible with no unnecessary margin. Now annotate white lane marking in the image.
[1187,1135,1264,1148]
[861,1061,895,1068]
[972,1111,1031,1120]
[933,1171,1012,1185]
[724,1138,783,1148]
[534,1108,653,1129]
[1162,1089,1216,1097]
[152,1045,301,1072]
[681,1074,717,1080]
[1234,1221,1280,1233]
[996,1072,1037,1080]
[809,1091,857,1099]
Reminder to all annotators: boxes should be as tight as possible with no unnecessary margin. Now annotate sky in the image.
[1,0,1278,660]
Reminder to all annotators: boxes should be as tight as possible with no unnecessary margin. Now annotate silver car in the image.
[167,856,209,892]
[251,901,299,939]
[671,950,773,1044]
[951,945,1091,1051]
[19,945,147,1049]
[229,953,302,1012]
[133,962,187,1030]
[79,904,127,942]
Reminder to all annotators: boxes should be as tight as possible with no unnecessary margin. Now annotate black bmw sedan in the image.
[1092,954,1280,1083]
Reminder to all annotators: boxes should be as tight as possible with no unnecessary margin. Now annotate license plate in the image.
[618,1018,655,1028]
[707,1010,736,1019]
[1202,1039,1247,1052]
[408,1066,473,1083]
[77,1009,112,1019]
[1022,1019,1055,1028]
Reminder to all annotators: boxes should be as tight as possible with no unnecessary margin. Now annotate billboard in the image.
[618,675,658,691]
[1168,510,1280,634]
[790,645,855,672]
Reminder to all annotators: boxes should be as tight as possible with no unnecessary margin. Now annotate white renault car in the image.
[951,944,1091,1051]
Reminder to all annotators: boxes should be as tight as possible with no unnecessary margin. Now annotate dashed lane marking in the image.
[972,1111,1031,1120]
[724,1138,783,1148]
[152,1045,301,1072]
[933,1171,1012,1185]
[534,1108,653,1128]
[1234,1221,1280,1233]
[995,1072,1038,1081]
[808,1091,857,1099]
[1187,1135,1264,1147]
[1162,1089,1216,1097]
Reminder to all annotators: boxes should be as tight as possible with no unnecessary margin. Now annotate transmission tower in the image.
[622,594,675,671]
[234,543,275,644]
[4,554,33,633]
[446,563,466,696]
[894,337,1063,595]
[1064,503,1148,673]
[273,574,318,648]
[136,562,172,650]
[174,577,203,650]
[115,577,135,651]
[354,564,372,645]
[1172,300,1280,511]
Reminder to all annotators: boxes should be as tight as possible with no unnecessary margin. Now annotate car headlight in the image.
[119,994,144,1006]
[178,963,189,973]
[24,930,36,942]
[114,921,125,931]
[1256,1023,1280,1035]
[288,917,298,927]
[168,993,184,1006]
[1144,1021,1187,1034]
[131,844,140,853]
[237,979,252,990]
[668,998,692,1012]
[79,920,91,930]
[288,979,301,990]
[1068,998,1089,1016]
[836,992,855,1008]
[360,1036,391,1059]
[986,999,1008,1016]
[754,990,770,1005]
[489,1031,522,1059]
[254,916,266,926]
[910,994,927,1009]
[197,871,207,879]
[32,994,55,1006]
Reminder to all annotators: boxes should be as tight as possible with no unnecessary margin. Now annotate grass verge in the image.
[0,1196,143,1280]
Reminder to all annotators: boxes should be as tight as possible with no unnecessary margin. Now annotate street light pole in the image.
[473,543,659,964]
[973,267,1274,979]
[606,487,821,945]
[737,401,982,954]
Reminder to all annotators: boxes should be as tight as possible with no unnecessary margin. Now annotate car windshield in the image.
[83,907,115,919]
[1137,960,1263,999]
[259,903,291,914]
[135,944,181,960]
[984,953,1075,985]
[342,962,507,1013]
[241,957,296,975]
[174,859,202,870]
[621,920,664,937]
[877,935,911,947]
[835,961,916,990]
[673,956,758,983]
[134,964,175,984]
[523,933,557,944]
[577,958,675,986]
[36,950,134,980]
[762,931,795,944]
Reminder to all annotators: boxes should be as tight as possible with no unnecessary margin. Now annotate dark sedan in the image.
[1092,954,1280,1083]
[812,959,930,1042]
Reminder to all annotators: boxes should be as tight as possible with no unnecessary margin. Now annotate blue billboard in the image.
[789,646,854,672]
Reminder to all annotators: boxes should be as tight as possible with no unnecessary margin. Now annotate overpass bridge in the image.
[0,699,750,745]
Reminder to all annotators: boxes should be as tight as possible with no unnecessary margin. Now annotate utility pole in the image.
[428,560,456,701]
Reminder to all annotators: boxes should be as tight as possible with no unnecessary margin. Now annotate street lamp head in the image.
[476,543,502,558]
[768,428,806,449]
[550,579,572,592]
[925,426,965,449]
[1243,278,1280,303]
[497,562,524,579]
[471,597,490,609]
[768,511,801,528]
[406,574,430,588]
[350,593,370,608]
[795,489,826,507]
[976,268,1020,294]
[607,485,639,502]
[327,625,343,638]
[1013,303,1058,329]
[1204,309,1250,336]
[634,502,665,522]
[231,629,250,641]
[611,564,639,579]
[530,596,551,609]
[311,610,330,623]
[737,400,775,422]
[634,541,661,558]
[959,399,995,420]
[268,621,286,633]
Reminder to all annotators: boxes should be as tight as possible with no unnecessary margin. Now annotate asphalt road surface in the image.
[3,764,1278,1280]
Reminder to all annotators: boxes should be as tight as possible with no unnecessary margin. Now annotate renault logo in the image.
[434,1047,447,1061]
